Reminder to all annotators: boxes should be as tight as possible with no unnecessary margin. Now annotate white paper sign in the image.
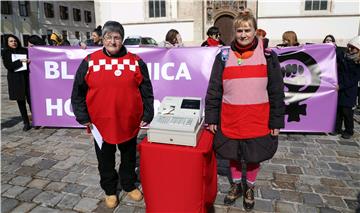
[90,124,103,149]
[11,54,27,72]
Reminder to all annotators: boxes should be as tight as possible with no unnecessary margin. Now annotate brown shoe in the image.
[243,185,255,211]
[105,195,118,208]
[127,188,143,201]
[224,183,242,205]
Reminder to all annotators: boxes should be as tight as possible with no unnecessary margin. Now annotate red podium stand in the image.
[138,130,217,213]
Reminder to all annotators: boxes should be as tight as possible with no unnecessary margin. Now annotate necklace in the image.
[233,51,254,65]
[233,51,243,65]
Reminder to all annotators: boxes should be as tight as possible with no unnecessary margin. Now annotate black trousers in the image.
[335,106,354,135]
[16,98,31,125]
[94,136,137,195]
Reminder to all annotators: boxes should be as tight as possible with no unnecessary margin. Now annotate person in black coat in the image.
[201,26,226,47]
[28,35,46,46]
[333,36,360,139]
[205,9,285,210]
[2,34,32,131]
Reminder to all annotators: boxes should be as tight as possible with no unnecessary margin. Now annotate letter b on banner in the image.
[44,61,74,79]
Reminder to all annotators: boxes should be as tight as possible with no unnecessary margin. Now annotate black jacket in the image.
[2,48,30,100]
[71,46,154,125]
[337,53,360,107]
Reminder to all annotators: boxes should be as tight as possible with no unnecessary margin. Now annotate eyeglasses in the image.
[103,35,122,42]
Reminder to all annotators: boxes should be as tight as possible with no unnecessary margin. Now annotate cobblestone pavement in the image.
[1,69,360,213]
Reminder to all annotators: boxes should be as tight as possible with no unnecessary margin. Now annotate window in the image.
[73,8,81,21]
[62,30,68,40]
[84,10,92,23]
[44,3,54,18]
[41,35,47,42]
[86,32,91,39]
[1,1,12,15]
[59,6,68,20]
[19,1,29,17]
[305,0,328,10]
[75,31,80,40]
[1,34,10,50]
[149,0,166,18]
[46,29,53,44]
[23,34,30,46]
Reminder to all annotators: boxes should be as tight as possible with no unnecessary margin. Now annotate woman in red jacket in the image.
[71,21,154,209]
[205,9,285,210]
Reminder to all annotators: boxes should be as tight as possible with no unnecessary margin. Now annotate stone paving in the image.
[1,68,360,212]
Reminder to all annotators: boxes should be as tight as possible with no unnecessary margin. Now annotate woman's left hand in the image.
[270,129,280,136]
[140,121,148,127]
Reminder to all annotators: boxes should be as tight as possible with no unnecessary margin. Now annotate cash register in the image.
[148,96,204,147]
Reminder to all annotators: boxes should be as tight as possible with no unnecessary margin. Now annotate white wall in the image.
[123,21,194,43]
[258,0,360,16]
[95,0,145,24]
[94,0,194,43]
[258,16,359,46]
[258,0,360,46]
[332,0,360,14]
[258,0,303,16]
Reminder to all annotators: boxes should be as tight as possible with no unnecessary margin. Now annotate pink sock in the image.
[230,160,260,185]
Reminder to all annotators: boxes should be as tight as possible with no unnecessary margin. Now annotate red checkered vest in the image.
[85,49,143,144]
[221,41,270,139]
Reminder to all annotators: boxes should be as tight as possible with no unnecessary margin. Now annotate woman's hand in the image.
[83,122,91,126]
[140,121,148,127]
[20,59,30,63]
[209,124,217,134]
[80,42,87,49]
[270,129,280,136]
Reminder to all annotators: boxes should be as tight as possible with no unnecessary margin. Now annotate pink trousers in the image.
[230,160,260,185]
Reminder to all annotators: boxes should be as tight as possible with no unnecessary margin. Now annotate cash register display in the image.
[181,99,200,110]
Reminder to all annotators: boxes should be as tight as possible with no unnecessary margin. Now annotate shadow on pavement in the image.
[1,116,22,129]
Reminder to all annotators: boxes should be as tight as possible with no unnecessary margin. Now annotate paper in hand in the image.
[11,54,27,72]
[90,124,103,149]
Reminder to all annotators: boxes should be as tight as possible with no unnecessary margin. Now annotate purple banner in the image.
[29,46,219,127]
[272,44,337,132]
[29,44,337,132]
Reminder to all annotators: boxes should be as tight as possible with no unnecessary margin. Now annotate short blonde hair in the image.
[233,8,257,30]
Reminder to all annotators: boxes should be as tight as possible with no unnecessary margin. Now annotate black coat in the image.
[2,48,30,100]
[337,53,360,107]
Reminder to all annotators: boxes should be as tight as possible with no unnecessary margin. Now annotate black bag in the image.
[213,129,278,163]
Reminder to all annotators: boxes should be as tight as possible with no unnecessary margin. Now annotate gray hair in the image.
[102,21,124,40]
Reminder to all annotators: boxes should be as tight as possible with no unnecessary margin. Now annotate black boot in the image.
[224,183,242,205]
[23,123,31,131]
[243,184,255,211]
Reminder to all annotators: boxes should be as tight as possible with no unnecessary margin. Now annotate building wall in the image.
[1,1,95,45]
[38,1,96,42]
[94,0,202,45]
[258,16,360,46]
[94,0,359,47]
[258,0,360,46]
[123,21,194,43]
